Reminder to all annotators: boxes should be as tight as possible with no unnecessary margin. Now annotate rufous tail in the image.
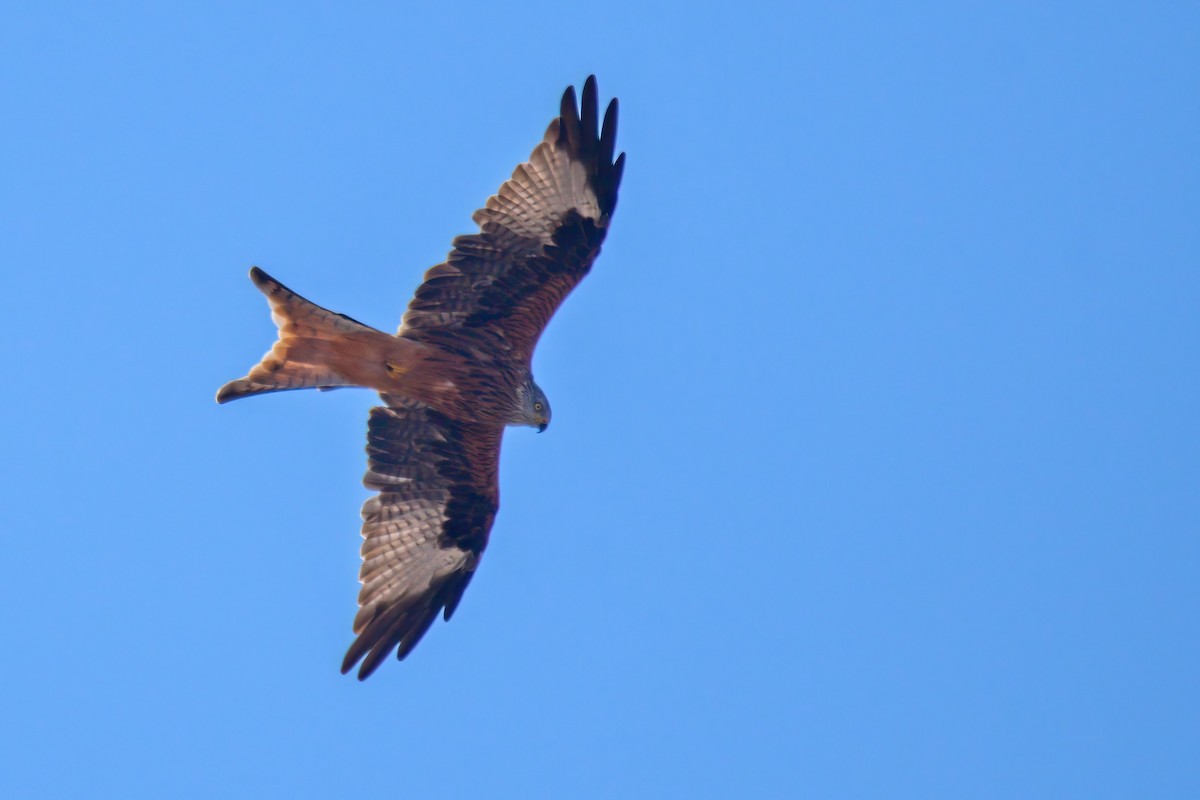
[216,267,396,403]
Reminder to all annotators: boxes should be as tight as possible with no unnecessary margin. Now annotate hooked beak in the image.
[537,422,548,433]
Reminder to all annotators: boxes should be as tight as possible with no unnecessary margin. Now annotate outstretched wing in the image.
[398,75,625,364]
[342,399,502,680]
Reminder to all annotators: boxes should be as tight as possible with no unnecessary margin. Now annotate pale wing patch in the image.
[472,126,602,243]
[357,494,456,600]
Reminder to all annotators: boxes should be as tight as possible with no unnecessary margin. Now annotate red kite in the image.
[217,77,624,679]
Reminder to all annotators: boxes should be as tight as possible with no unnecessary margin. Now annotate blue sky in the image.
[2,2,1197,797]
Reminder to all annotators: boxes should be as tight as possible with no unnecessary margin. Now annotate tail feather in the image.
[216,267,385,404]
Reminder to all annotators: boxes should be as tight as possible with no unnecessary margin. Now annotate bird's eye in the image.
[534,401,544,412]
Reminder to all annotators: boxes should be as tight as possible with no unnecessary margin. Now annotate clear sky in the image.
[2,2,1196,797]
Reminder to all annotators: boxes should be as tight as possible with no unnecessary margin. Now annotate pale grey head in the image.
[514,375,551,432]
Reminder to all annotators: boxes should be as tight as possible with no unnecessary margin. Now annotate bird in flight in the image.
[216,77,624,679]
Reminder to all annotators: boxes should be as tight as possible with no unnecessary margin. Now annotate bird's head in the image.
[518,378,551,432]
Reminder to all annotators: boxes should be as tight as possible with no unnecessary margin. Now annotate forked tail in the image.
[216,267,392,403]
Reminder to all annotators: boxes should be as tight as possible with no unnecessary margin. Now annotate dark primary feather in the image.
[342,400,500,680]
[397,75,625,364]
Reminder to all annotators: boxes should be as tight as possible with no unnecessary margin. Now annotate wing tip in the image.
[340,649,379,681]
[558,76,623,218]
[340,611,434,680]
[341,629,383,680]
